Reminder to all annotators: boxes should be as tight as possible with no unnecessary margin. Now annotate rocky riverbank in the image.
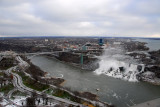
[23,54,112,106]
[46,52,99,71]
[127,49,160,85]
[43,40,160,85]
[19,55,65,86]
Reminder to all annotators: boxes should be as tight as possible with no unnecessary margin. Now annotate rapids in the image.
[94,47,145,82]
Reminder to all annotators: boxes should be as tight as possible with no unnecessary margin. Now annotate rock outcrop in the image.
[127,49,160,85]
[56,52,99,71]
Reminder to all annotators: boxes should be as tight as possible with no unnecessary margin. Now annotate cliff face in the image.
[57,52,94,64]
[127,50,160,85]
[56,52,99,71]
[144,66,160,78]
[57,52,81,64]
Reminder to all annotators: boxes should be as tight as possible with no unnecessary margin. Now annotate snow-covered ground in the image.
[11,96,60,106]
[1,95,59,106]
[35,98,59,106]
[94,47,144,82]
[11,96,27,106]
[0,93,27,107]
[0,99,9,106]
[6,104,17,107]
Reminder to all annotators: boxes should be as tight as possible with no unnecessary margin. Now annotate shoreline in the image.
[24,55,112,107]
[26,52,160,107]
[44,54,95,71]
[42,54,160,86]
[59,80,66,86]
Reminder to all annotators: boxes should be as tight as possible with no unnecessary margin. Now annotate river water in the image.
[30,38,160,107]
[134,38,160,51]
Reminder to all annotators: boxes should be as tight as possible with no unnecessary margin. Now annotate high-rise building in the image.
[99,38,104,46]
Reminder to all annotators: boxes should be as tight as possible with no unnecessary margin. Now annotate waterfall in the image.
[94,47,143,82]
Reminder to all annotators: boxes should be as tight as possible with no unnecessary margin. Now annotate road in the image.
[4,58,84,107]
[3,55,110,107]
[6,88,17,99]
[14,57,108,107]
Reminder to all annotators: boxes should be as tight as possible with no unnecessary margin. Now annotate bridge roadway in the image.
[24,51,65,55]
[20,50,101,56]
[22,51,66,59]
[5,65,84,107]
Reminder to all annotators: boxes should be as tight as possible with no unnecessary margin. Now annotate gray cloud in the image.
[0,0,160,37]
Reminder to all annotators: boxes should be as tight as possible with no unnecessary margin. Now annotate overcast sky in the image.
[0,0,160,37]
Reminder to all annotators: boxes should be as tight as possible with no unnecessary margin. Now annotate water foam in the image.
[94,47,144,82]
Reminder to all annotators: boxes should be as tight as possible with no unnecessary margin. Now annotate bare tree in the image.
[31,91,38,99]
[41,93,47,105]
[26,91,38,107]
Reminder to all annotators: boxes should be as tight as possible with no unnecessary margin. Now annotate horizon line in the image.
[0,36,160,39]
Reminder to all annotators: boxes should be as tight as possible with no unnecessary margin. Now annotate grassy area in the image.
[52,88,96,107]
[11,90,28,99]
[46,88,82,103]
[52,89,83,104]
[0,84,14,94]
[53,89,72,99]
[14,71,49,91]
[23,78,49,91]
[11,71,96,106]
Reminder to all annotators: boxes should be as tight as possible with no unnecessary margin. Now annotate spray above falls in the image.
[94,47,144,82]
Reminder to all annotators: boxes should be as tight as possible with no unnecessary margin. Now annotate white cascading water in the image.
[94,47,144,82]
